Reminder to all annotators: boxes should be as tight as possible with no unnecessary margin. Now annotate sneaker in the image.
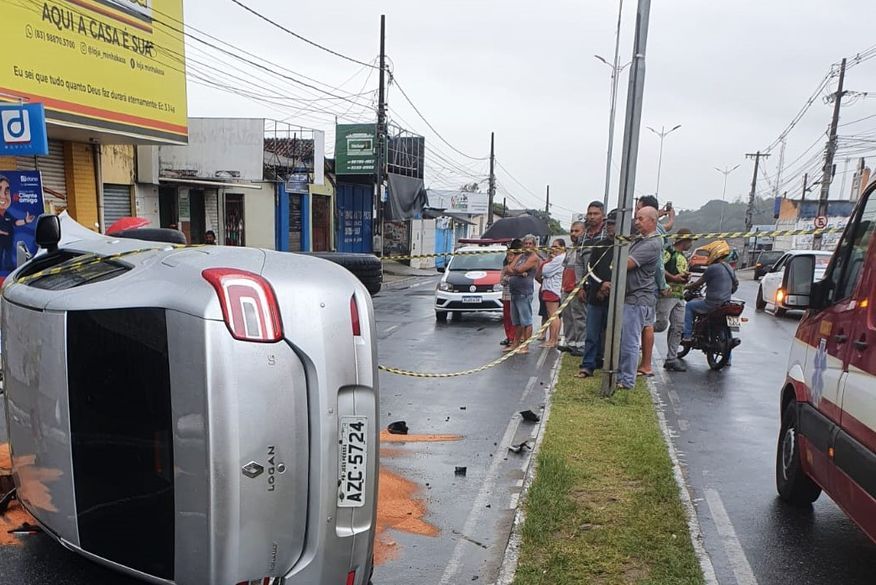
[500,338,511,346]
[664,359,687,372]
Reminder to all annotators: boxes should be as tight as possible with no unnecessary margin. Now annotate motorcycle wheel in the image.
[677,343,691,359]
[705,322,731,371]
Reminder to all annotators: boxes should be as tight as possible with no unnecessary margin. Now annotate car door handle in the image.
[854,339,869,351]
[833,334,848,344]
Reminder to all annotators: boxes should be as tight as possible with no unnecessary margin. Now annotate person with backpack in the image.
[656,229,695,371]
[682,240,738,345]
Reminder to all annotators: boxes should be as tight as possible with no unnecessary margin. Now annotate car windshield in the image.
[759,252,783,264]
[815,255,831,269]
[448,251,506,271]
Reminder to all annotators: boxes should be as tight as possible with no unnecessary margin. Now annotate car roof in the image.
[785,249,834,256]
[455,245,507,253]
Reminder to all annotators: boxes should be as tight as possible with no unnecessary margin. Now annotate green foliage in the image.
[673,196,775,234]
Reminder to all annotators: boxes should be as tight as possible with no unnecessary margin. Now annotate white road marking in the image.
[438,413,522,585]
[704,488,759,585]
[508,492,520,510]
[520,376,539,403]
[383,324,400,336]
[536,347,549,369]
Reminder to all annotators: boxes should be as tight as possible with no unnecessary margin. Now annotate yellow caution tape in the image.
[14,247,170,286]
[377,247,613,378]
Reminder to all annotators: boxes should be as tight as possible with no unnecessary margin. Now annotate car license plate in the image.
[338,416,367,508]
[726,316,741,330]
[462,295,482,303]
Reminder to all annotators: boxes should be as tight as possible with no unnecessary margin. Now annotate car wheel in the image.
[435,311,448,322]
[756,286,766,311]
[302,252,383,294]
[776,402,822,506]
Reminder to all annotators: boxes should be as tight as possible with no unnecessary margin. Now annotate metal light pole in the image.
[646,124,681,196]
[714,164,740,232]
[596,0,628,209]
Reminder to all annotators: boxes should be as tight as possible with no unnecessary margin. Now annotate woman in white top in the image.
[539,239,567,348]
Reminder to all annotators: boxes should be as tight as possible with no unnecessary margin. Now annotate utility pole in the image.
[502,197,506,218]
[545,185,550,215]
[601,0,652,398]
[600,0,625,209]
[743,151,770,265]
[488,131,496,224]
[801,173,808,200]
[375,14,387,255]
[814,58,847,250]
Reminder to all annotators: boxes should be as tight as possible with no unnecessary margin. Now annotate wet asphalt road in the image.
[653,274,876,585]
[0,275,560,584]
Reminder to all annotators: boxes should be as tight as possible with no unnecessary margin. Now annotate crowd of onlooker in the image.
[500,195,737,390]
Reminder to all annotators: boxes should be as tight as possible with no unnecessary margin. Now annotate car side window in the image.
[826,190,876,302]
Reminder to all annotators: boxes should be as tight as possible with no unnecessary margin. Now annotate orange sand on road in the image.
[1,442,36,547]
[379,431,462,443]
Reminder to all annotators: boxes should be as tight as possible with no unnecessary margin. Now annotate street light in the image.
[714,164,741,231]
[595,0,629,209]
[646,124,682,196]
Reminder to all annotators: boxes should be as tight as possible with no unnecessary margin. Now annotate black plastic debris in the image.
[0,488,16,515]
[455,466,467,476]
[387,421,409,435]
[520,410,540,422]
[508,441,532,454]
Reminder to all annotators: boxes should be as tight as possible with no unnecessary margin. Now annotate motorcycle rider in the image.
[682,240,738,347]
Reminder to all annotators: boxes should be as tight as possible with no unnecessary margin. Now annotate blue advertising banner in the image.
[0,103,49,157]
[0,171,44,280]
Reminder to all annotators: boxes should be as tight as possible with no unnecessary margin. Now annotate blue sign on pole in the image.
[0,103,49,157]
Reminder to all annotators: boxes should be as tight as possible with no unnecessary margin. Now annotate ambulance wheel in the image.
[776,402,822,507]
[435,311,448,323]
[756,286,766,311]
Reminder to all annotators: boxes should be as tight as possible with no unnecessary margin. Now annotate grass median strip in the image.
[513,355,704,585]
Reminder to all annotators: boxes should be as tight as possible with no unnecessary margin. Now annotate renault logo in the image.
[242,461,264,478]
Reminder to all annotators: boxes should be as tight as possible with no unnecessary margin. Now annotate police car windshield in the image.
[448,252,506,271]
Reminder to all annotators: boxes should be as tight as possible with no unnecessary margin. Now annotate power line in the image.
[228,0,378,69]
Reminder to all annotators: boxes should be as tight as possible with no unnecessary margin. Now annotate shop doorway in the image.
[312,195,331,251]
[159,188,178,228]
[189,189,206,244]
[225,193,245,246]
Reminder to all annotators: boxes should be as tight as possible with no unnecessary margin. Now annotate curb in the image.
[646,375,719,585]
[493,352,564,585]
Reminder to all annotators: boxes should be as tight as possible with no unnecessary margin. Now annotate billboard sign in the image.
[1,0,187,143]
[0,103,49,156]
[427,190,489,214]
[0,171,45,281]
[335,124,377,175]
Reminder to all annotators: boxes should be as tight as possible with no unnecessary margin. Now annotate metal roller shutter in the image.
[103,184,132,229]
[17,140,67,211]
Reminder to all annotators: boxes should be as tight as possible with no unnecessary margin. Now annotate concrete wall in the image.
[101,145,135,185]
[240,182,275,250]
[158,118,264,181]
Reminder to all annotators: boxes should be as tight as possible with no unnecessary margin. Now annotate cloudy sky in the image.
[181,0,876,223]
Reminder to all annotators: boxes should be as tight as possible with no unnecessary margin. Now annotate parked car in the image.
[2,216,377,585]
[435,241,507,322]
[753,249,785,280]
[774,178,876,544]
[756,250,832,315]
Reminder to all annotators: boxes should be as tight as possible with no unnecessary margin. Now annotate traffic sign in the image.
[814,215,828,229]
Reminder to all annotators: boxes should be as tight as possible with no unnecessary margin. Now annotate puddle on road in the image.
[375,432,462,565]
[0,442,36,547]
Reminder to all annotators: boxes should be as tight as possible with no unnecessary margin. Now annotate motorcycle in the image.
[677,289,745,370]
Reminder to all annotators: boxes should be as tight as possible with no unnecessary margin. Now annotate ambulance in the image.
[776,178,876,543]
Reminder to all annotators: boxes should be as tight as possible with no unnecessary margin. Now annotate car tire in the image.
[776,402,822,506]
[302,252,383,296]
[435,311,448,323]
[756,286,766,311]
[775,306,786,317]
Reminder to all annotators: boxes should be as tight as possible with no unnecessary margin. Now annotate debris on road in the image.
[519,409,540,422]
[387,420,409,435]
[455,466,467,476]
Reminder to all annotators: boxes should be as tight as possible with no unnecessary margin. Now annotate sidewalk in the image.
[382,260,439,287]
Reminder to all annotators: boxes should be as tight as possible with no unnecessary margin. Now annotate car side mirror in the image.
[36,214,61,253]
[782,255,815,309]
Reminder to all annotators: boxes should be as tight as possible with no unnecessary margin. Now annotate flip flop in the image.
[637,370,654,377]
[574,370,592,379]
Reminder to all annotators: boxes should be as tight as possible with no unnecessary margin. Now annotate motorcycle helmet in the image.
[700,239,731,264]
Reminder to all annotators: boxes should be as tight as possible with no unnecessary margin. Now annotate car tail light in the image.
[350,294,361,336]
[345,570,356,585]
[203,268,283,342]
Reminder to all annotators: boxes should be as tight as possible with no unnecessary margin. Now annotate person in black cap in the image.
[576,209,617,377]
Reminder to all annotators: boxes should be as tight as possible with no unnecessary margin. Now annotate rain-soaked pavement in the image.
[653,273,876,585]
[0,273,560,584]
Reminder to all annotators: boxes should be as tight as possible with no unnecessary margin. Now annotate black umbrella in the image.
[482,214,550,239]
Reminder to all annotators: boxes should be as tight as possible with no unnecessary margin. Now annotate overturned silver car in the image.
[2,216,378,585]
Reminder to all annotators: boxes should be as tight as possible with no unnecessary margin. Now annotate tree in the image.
[528,209,567,236]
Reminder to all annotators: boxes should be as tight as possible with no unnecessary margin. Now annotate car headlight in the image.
[493,283,503,292]
[438,282,453,292]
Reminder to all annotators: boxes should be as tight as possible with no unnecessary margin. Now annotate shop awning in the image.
[158,177,263,190]
[422,208,476,225]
